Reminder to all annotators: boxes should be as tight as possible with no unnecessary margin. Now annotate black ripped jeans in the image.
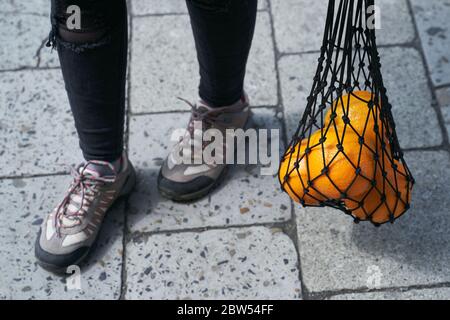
[49,0,257,162]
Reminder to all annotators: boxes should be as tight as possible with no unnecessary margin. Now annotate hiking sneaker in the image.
[158,94,250,202]
[35,152,136,272]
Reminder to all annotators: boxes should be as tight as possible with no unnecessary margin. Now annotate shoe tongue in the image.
[197,100,216,112]
[82,162,116,178]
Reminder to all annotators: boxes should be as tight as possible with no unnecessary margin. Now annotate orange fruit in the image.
[344,153,412,224]
[279,131,324,205]
[280,90,412,223]
[324,91,383,143]
[279,131,375,205]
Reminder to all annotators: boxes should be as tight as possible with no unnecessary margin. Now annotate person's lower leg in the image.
[186,0,258,107]
[50,0,128,164]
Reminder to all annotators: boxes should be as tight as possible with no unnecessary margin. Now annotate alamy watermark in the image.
[66,265,82,291]
[366,5,382,30]
[170,122,280,176]
[366,265,383,289]
[66,5,81,30]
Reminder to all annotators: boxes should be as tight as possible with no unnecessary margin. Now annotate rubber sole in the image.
[157,166,228,203]
[35,163,137,274]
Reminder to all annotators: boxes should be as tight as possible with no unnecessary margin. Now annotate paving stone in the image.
[278,47,442,149]
[130,12,276,113]
[127,108,290,233]
[378,47,442,148]
[0,175,124,299]
[272,0,415,54]
[295,151,450,293]
[436,86,450,124]
[0,0,49,15]
[37,44,61,69]
[437,86,450,147]
[131,0,267,15]
[278,53,317,143]
[0,69,81,177]
[410,0,450,86]
[375,0,415,45]
[125,226,301,299]
[245,12,278,107]
[0,13,49,70]
[329,288,450,300]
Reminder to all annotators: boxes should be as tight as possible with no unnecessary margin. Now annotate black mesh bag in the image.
[278,0,414,226]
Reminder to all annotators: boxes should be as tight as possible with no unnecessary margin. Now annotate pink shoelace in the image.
[54,160,117,236]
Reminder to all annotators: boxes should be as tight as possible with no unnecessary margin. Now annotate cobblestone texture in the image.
[125,227,301,299]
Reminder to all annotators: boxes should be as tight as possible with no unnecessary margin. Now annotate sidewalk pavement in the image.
[1,0,450,300]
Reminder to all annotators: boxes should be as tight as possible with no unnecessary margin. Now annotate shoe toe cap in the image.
[35,229,89,273]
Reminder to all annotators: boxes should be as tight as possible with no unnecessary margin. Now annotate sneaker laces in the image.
[175,98,226,164]
[54,160,117,235]
[178,97,223,134]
